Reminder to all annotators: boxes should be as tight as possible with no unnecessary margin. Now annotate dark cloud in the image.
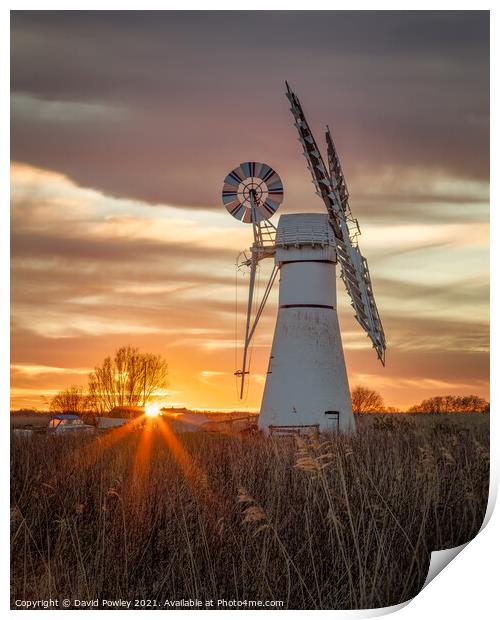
[10,11,489,211]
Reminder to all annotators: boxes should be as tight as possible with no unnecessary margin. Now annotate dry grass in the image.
[11,414,489,609]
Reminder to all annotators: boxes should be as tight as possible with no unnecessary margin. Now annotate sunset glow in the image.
[145,403,161,417]
[10,12,489,412]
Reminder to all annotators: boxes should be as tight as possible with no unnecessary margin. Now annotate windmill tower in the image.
[222,84,386,435]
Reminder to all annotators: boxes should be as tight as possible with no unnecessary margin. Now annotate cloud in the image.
[11,93,126,124]
[10,11,489,211]
[350,167,489,224]
[11,364,92,376]
[10,162,488,351]
[199,370,226,385]
[351,373,482,392]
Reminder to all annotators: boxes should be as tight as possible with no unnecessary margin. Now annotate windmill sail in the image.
[285,83,386,364]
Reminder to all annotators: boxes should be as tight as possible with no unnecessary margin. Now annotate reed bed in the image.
[11,414,489,609]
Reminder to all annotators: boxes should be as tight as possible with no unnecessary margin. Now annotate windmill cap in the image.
[275,213,336,248]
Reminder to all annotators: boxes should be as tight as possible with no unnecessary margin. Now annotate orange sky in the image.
[10,162,489,411]
[10,12,489,411]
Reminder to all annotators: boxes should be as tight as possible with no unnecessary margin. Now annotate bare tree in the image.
[351,385,385,414]
[50,385,90,415]
[88,346,169,414]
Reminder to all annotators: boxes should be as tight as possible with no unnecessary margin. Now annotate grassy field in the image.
[11,414,489,610]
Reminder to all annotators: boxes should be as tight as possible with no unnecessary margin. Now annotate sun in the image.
[145,403,161,417]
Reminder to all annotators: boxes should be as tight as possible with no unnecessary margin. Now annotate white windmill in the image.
[222,84,386,435]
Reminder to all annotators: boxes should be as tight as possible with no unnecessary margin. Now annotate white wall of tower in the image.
[258,213,355,434]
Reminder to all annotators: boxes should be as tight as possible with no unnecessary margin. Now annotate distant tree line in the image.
[408,394,489,414]
[49,368,488,417]
[50,346,169,416]
[350,385,489,414]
